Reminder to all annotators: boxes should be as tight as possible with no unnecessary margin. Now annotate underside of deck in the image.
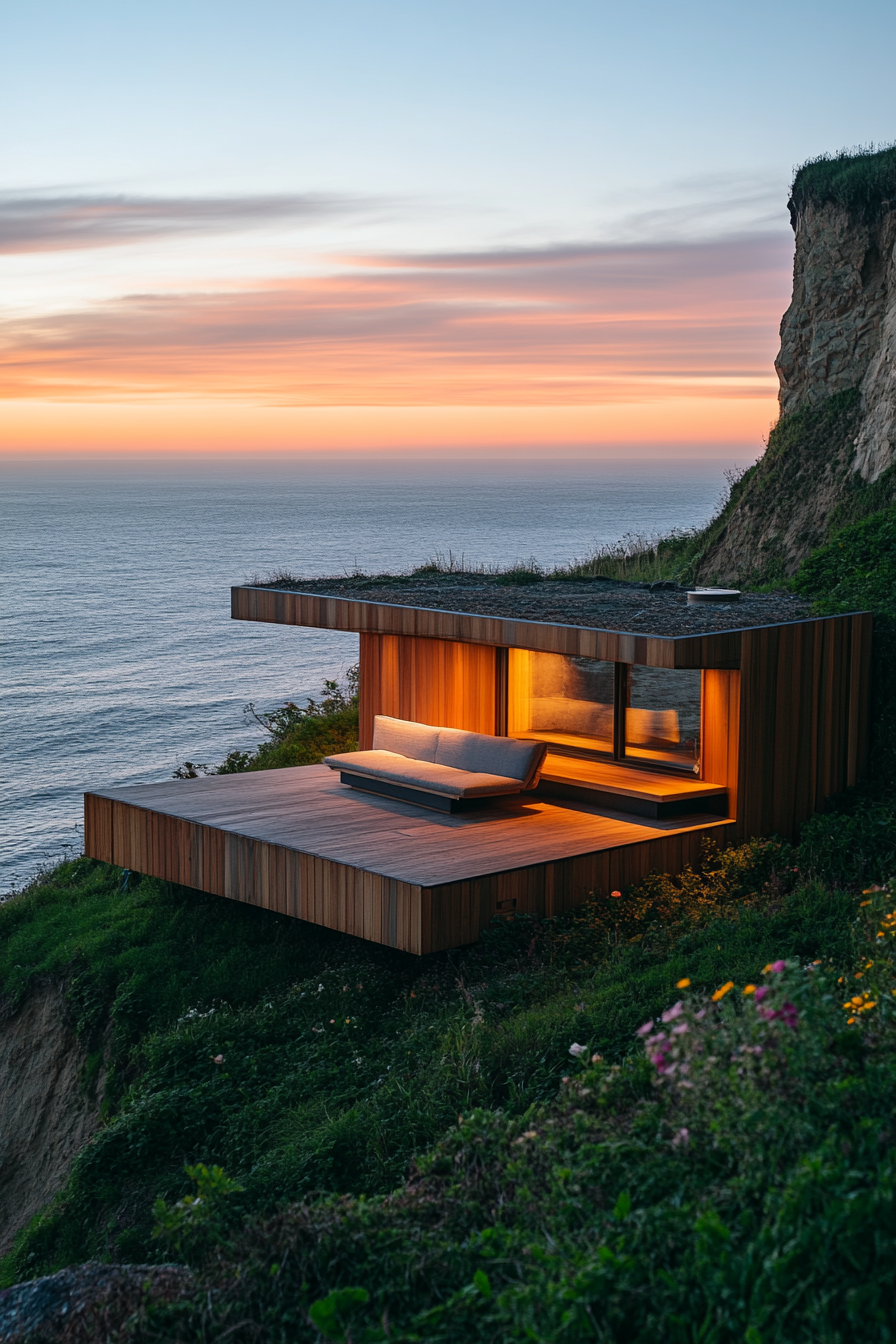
[85,764,735,954]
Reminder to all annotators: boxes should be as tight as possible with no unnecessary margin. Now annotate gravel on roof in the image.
[253,574,814,638]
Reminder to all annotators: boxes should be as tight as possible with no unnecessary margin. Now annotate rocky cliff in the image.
[696,146,896,584]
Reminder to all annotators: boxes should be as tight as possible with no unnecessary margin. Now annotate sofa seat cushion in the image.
[324,749,527,798]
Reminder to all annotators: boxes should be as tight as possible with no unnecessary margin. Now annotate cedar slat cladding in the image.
[232,586,742,669]
[736,613,871,841]
[84,766,732,954]
[359,633,496,747]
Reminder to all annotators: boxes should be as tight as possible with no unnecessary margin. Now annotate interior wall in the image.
[701,669,741,817]
[359,633,498,747]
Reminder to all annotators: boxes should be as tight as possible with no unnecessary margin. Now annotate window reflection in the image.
[508,650,702,775]
[626,666,701,771]
[508,650,614,755]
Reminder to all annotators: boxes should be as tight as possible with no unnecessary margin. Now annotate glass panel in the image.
[625,666,701,772]
[508,649,614,757]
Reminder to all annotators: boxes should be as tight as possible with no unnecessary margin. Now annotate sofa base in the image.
[339,771,502,813]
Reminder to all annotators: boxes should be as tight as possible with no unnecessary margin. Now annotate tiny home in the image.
[85,578,871,954]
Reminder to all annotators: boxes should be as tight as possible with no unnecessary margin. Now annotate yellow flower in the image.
[676,977,691,989]
[712,981,734,1002]
[847,1016,857,1025]
[762,963,773,974]
[743,984,756,996]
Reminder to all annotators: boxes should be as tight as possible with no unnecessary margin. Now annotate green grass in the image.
[3,822,893,1297]
[789,142,896,217]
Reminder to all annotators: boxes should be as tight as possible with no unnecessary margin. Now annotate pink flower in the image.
[569,1042,588,1057]
[770,960,787,973]
[646,1033,668,1049]
[636,1020,654,1036]
[650,1052,667,1070]
[694,1009,707,1020]
[753,986,771,1003]
[671,1023,689,1036]
[671,1127,690,1147]
[212,1054,224,1065]
[662,1001,684,1023]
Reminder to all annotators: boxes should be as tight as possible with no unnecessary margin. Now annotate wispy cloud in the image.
[0,233,792,404]
[0,191,373,254]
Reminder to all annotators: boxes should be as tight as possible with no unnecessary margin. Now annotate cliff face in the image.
[695,150,896,585]
[777,200,896,483]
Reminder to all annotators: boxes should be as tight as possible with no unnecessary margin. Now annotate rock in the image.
[0,1262,193,1343]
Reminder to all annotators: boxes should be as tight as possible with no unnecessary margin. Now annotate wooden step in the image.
[535,752,729,820]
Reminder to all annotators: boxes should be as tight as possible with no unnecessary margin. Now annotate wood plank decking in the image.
[86,764,734,954]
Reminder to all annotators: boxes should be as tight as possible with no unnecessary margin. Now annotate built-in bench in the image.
[325,715,547,813]
[536,751,729,820]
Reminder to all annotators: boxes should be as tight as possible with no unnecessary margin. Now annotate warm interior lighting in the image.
[508,649,701,775]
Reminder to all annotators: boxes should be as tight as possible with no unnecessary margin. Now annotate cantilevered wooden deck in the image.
[85,764,734,954]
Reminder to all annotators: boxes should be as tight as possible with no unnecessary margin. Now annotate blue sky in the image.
[2,0,894,454]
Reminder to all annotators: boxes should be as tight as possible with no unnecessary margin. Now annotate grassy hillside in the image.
[2,511,895,1339]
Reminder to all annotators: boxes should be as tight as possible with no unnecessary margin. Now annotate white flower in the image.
[569,1042,588,1057]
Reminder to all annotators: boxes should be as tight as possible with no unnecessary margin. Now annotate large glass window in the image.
[625,665,701,771]
[508,650,614,754]
[508,650,701,775]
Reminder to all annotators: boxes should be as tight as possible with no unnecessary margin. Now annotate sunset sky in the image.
[2,0,893,457]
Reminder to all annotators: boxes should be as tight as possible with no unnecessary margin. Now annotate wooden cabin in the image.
[85,581,871,954]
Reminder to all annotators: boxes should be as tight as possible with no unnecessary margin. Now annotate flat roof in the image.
[233,576,818,668]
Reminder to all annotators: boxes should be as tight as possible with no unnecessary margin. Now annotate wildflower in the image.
[650,1052,667,1071]
[345,1018,351,1024]
[636,1020,654,1036]
[676,978,691,989]
[212,1054,224,1064]
[712,981,734,1002]
[743,984,756,996]
[763,960,787,974]
[569,1042,588,1058]
[662,1001,684,1023]
[694,1008,708,1020]
[646,1033,668,1049]
[610,889,622,899]
[753,986,771,1003]
[330,1019,335,1024]
[671,1127,690,1147]
[591,1052,603,1063]
[523,1130,538,1139]
[671,1023,689,1036]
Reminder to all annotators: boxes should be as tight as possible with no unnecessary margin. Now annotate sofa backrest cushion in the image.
[371,715,546,785]
[372,715,440,762]
[433,725,545,784]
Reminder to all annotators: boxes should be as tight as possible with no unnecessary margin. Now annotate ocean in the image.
[1,455,737,888]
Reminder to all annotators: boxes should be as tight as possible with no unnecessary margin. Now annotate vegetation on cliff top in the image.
[789,142,896,218]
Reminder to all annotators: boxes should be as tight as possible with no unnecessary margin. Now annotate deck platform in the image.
[85,764,734,954]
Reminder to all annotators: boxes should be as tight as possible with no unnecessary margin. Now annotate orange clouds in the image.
[0,233,792,452]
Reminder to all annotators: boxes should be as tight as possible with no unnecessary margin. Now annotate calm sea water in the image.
[1,455,736,888]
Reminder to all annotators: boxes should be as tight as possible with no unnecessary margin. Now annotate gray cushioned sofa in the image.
[324,715,548,813]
